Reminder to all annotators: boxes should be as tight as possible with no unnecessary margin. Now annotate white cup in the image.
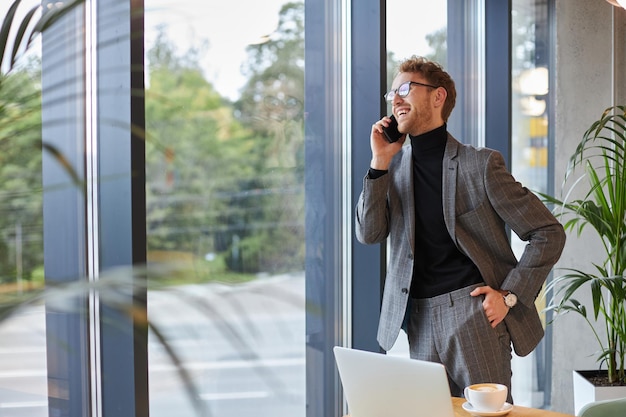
[464,383,508,412]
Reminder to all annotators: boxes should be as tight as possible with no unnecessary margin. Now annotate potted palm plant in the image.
[540,105,626,414]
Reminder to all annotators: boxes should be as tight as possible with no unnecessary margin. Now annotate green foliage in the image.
[0,0,86,284]
[540,105,626,384]
[145,28,256,270]
[145,2,305,278]
[228,2,305,275]
[0,59,42,283]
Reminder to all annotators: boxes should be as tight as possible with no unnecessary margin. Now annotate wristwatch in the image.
[503,291,518,308]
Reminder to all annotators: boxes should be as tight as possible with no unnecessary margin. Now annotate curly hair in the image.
[396,56,456,122]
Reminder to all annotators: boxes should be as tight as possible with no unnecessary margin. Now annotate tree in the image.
[425,27,447,66]
[145,28,257,261]
[229,1,305,274]
[0,60,43,283]
[0,0,88,285]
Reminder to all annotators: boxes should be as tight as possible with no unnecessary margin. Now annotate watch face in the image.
[505,293,517,307]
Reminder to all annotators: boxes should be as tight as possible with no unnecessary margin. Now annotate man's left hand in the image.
[470,286,509,328]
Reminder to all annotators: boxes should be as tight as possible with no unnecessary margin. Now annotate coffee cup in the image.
[464,383,507,412]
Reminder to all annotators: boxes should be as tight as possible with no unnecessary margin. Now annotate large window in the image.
[0,1,558,417]
[143,2,306,416]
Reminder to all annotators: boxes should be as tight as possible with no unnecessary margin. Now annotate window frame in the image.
[41,0,147,416]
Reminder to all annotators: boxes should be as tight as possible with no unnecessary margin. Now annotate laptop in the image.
[333,346,455,417]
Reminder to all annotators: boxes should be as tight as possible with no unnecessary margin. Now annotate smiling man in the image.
[354,56,565,403]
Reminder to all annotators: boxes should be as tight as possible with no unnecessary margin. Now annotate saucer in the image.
[462,401,513,416]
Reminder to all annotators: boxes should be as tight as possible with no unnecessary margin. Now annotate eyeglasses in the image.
[384,81,439,102]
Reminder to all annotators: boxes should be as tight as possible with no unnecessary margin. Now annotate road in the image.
[0,273,306,417]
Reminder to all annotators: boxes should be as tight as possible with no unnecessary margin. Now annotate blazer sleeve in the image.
[355,172,391,245]
[483,151,566,305]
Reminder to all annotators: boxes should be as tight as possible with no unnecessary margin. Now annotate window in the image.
[0,1,558,416]
[385,0,448,358]
[144,2,307,416]
[510,0,553,408]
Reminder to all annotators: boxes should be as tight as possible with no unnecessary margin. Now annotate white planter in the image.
[572,370,626,415]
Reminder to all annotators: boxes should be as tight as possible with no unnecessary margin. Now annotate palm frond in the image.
[1,0,86,76]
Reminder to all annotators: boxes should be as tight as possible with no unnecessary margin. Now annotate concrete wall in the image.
[551,0,626,413]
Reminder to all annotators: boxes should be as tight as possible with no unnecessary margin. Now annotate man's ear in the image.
[433,87,447,108]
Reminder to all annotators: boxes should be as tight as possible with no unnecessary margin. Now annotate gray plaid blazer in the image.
[355,133,566,356]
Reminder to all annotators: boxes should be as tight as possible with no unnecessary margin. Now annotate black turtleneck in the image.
[409,124,482,298]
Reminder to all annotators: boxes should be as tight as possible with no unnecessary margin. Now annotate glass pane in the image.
[0,1,48,416]
[385,0,447,358]
[511,0,551,409]
[144,2,305,416]
[511,0,549,196]
[386,2,448,91]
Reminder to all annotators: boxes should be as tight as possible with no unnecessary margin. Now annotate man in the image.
[355,56,565,402]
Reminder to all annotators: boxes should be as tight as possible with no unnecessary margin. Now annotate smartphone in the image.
[382,115,402,143]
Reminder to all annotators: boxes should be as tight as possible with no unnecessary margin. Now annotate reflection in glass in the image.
[144,2,305,416]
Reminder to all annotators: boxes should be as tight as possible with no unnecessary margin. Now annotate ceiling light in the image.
[606,0,626,8]
[518,67,549,96]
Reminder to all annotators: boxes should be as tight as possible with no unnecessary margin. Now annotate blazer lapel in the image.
[442,135,459,240]
[400,148,415,255]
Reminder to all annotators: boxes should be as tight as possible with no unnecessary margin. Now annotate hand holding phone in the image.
[382,115,402,143]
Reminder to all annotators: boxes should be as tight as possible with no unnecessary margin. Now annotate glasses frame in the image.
[384,81,439,102]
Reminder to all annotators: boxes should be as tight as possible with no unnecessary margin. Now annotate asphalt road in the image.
[0,272,306,417]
